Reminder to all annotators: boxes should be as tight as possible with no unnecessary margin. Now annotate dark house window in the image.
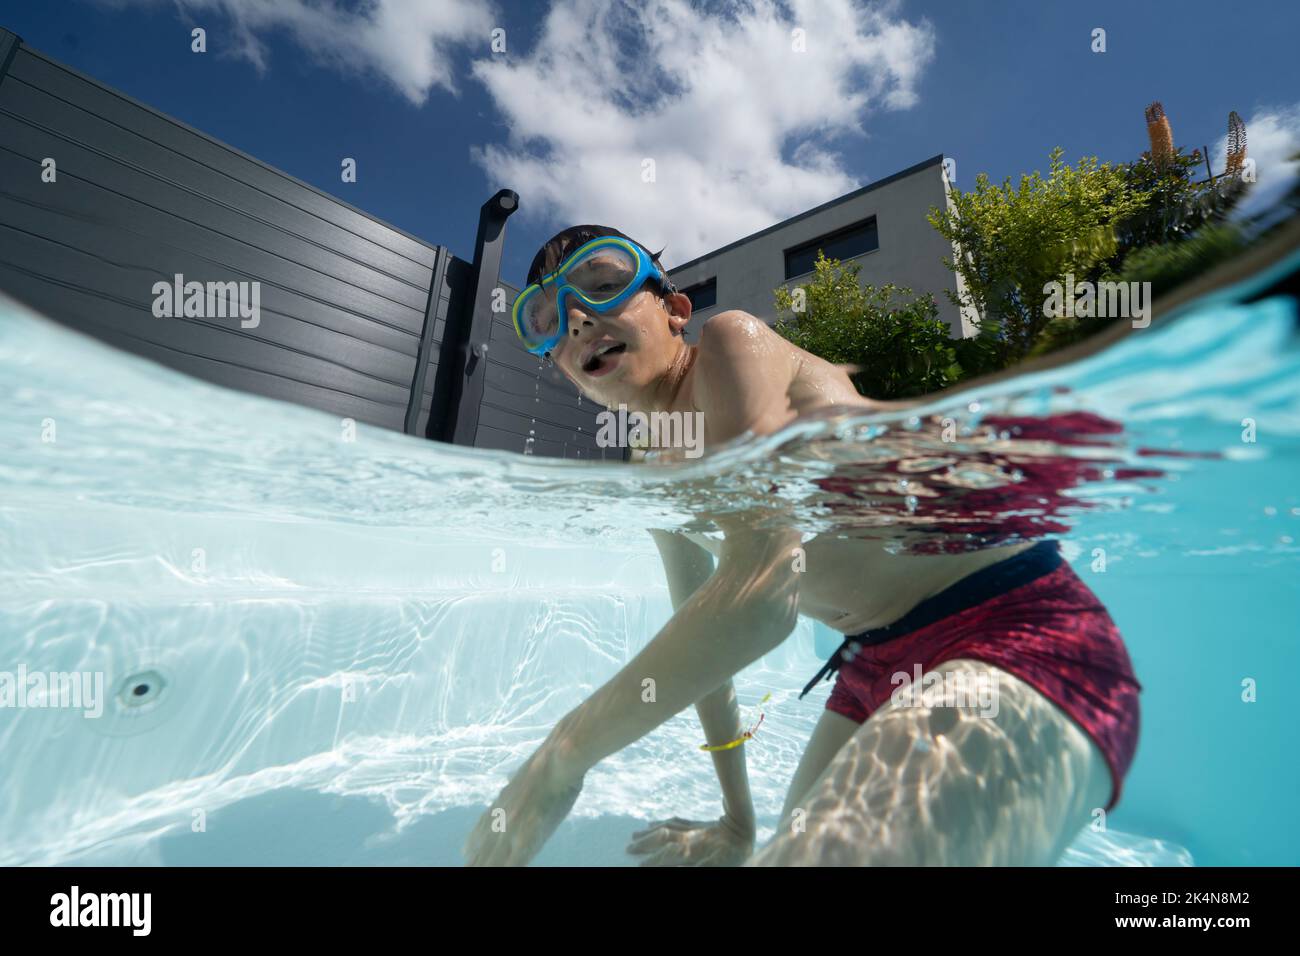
[783,217,879,279]
[681,277,717,312]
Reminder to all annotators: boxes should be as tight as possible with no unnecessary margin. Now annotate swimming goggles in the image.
[511,236,675,355]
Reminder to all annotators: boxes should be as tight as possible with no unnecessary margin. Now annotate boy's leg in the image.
[751,659,1112,866]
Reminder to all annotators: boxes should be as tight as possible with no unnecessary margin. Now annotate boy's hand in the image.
[626,813,756,866]
[462,739,584,867]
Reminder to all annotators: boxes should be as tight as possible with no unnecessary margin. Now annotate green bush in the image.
[927,147,1152,363]
[773,252,966,399]
[779,144,1261,391]
[1026,224,1245,357]
[1114,147,1246,258]
[1115,222,1245,296]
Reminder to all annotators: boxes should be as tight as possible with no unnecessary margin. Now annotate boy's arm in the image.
[551,311,804,776]
[650,528,756,838]
[463,310,802,866]
[463,520,799,866]
[549,522,800,778]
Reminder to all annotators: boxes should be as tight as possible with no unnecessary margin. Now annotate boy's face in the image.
[549,285,692,406]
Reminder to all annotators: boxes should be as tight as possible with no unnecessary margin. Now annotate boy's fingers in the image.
[638,846,679,867]
[627,829,674,854]
[631,817,691,838]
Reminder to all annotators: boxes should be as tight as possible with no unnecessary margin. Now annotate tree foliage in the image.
[775,133,1263,397]
[927,147,1150,363]
[772,252,997,399]
[1114,146,1246,257]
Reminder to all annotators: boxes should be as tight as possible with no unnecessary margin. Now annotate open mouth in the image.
[583,342,627,375]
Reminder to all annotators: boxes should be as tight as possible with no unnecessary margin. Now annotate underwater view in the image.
[3,237,1297,866]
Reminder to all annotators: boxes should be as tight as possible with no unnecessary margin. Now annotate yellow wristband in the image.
[699,694,771,751]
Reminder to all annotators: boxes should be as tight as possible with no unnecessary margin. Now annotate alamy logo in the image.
[1043,273,1151,329]
[595,404,705,459]
[0,666,104,718]
[152,273,261,328]
[890,663,999,718]
[50,886,151,936]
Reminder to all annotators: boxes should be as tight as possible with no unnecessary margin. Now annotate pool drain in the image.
[117,670,166,709]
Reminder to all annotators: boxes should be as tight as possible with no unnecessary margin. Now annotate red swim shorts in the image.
[806,541,1141,810]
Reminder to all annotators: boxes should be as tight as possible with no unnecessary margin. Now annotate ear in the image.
[664,291,692,337]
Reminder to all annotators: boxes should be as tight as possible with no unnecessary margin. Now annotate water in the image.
[1,252,1297,866]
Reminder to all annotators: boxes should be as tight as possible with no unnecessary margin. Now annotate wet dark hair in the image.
[526,224,675,297]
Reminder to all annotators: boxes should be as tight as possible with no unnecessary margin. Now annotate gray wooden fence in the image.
[0,27,612,459]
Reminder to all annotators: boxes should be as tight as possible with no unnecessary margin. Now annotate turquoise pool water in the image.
[1,261,1297,866]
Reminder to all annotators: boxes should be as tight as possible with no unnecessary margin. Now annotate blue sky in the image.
[5,0,1298,285]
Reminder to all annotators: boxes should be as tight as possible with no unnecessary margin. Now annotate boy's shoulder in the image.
[691,310,799,441]
[695,310,792,378]
[697,309,773,351]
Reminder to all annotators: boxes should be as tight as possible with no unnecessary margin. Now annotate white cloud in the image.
[469,0,936,264]
[98,0,495,103]
[1214,103,1300,217]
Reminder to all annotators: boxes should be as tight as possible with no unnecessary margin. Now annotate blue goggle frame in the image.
[511,236,674,355]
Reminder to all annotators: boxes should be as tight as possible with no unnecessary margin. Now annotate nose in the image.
[568,304,596,339]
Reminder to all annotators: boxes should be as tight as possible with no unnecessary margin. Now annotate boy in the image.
[462,225,1141,866]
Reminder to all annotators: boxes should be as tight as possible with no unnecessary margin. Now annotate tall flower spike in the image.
[1226,111,1247,176]
[1145,101,1174,171]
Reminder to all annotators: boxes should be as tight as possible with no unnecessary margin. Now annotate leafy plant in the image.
[1117,222,1245,295]
[1027,224,1246,357]
[1113,146,1246,258]
[928,147,1152,363]
[773,252,963,399]
[781,132,1265,392]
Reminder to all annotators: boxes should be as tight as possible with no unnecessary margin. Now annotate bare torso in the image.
[672,323,1030,635]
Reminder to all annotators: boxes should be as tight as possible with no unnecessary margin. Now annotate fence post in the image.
[428,189,518,445]
[0,29,23,84]
[403,245,452,435]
